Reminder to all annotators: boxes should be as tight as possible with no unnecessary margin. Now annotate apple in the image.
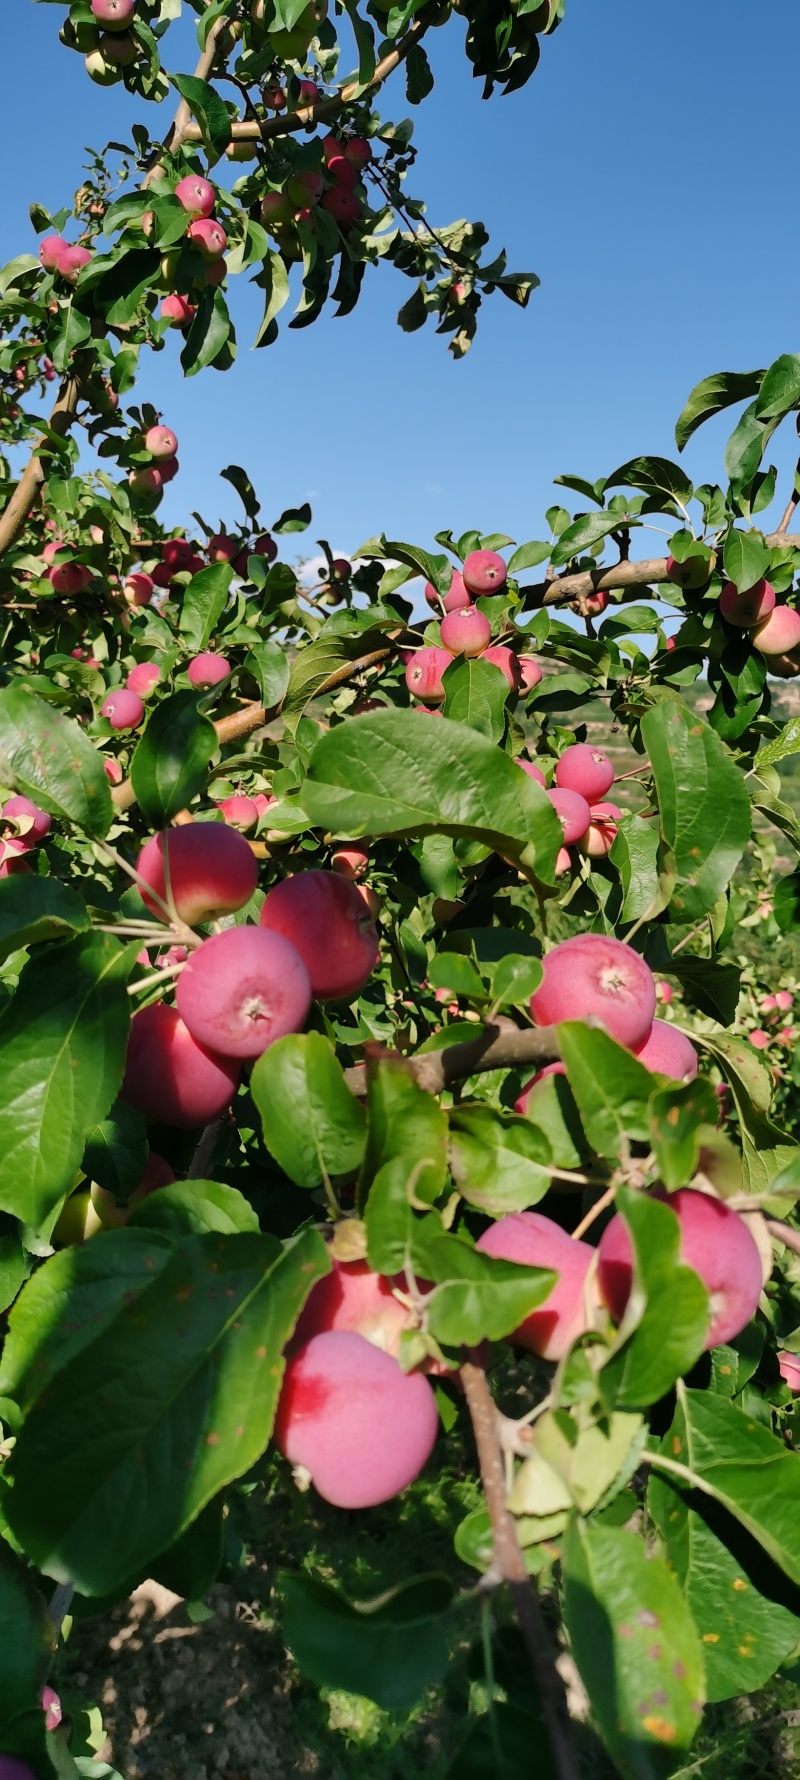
[39,234,66,271]
[290,1257,412,1357]
[656,980,673,1005]
[482,645,521,689]
[216,794,258,831]
[273,1330,438,1509]
[91,0,136,25]
[2,796,51,843]
[145,424,178,459]
[126,661,161,697]
[632,1018,698,1080]
[99,29,138,64]
[578,800,623,858]
[440,605,491,657]
[259,868,379,1000]
[163,537,195,570]
[121,1002,241,1128]
[719,578,775,628]
[188,219,227,261]
[546,787,592,846]
[53,1186,103,1246]
[176,925,311,1059]
[160,293,196,328]
[666,552,714,589]
[91,1150,175,1229]
[57,243,93,283]
[207,533,239,563]
[331,844,369,880]
[321,187,362,223]
[129,467,162,496]
[752,605,800,655]
[514,1061,567,1114]
[530,933,656,1050]
[597,1187,763,1350]
[102,689,145,731]
[103,757,123,785]
[175,174,215,218]
[515,758,546,786]
[136,823,258,924]
[475,1211,594,1360]
[554,743,615,802]
[778,1352,800,1394]
[49,558,91,596]
[749,1028,770,1050]
[405,645,451,704]
[462,549,507,595]
[776,989,793,1011]
[123,572,154,607]
[187,652,230,688]
[518,656,542,690]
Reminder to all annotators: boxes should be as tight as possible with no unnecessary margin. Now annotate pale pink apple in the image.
[776,989,793,1011]
[91,0,136,23]
[547,787,592,846]
[102,689,144,731]
[188,218,227,260]
[476,1211,593,1361]
[2,796,51,843]
[291,1257,411,1356]
[666,552,714,590]
[129,467,162,496]
[752,605,800,655]
[274,1330,438,1509]
[123,572,154,607]
[656,980,673,1006]
[555,743,615,802]
[121,1002,240,1128]
[136,823,257,924]
[463,549,507,595]
[57,243,93,284]
[187,652,230,688]
[440,605,491,658]
[633,1018,698,1080]
[175,174,215,218]
[145,424,178,459]
[719,578,775,628]
[259,868,379,1000]
[530,933,656,1050]
[515,758,546,786]
[127,661,161,697]
[518,656,542,690]
[405,645,450,704]
[482,644,521,689]
[749,1028,770,1050]
[779,1351,800,1393]
[578,800,623,858]
[216,794,258,831]
[39,233,66,271]
[176,925,311,1059]
[598,1187,763,1350]
[332,844,370,879]
[103,756,123,785]
[160,293,196,328]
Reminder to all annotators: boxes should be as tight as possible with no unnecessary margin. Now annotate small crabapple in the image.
[515,758,546,786]
[578,800,623,858]
[719,579,775,628]
[121,1003,241,1128]
[405,645,451,704]
[598,1187,763,1350]
[127,661,161,697]
[633,1018,699,1080]
[216,794,259,831]
[145,424,178,459]
[482,645,521,689]
[752,605,800,655]
[547,787,592,846]
[175,174,215,217]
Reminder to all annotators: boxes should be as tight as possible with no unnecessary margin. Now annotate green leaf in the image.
[722,529,770,594]
[693,1030,797,1198]
[557,1024,652,1158]
[303,709,563,884]
[0,1542,54,1772]
[130,690,218,825]
[550,510,637,569]
[649,1079,720,1191]
[82,1100,148,1202]
[648,1470,800,1703]
[181,289,233,377]
[445,1702,554,1780]
[411,1219,557,1347]
[610,816,669,925]
[489,952,543,1009]
[362,1055,448,1204]
[602,1187,710,1410]
[642,700,750,924]
[220,462,260,522]
[428,951,486,1001]
[562,1520,705,1779]
[0,1224,26,1316]
[599,605,664,640]
[405,40,434,103]
[755,718,800,771]
[753,353,800,421]
[169,74,232,160]
[179,560,233,651]
[513,1410,645,1516]
[448,1106,551,1215]
[0,682,112,838]
[675,368,765,451]
[243,639,290,710]
[606,455,693,511]
[0,933,132,1229]
[282,631,388,736]
[251,1032,367,1190]
[0,876,90,963]
[273,502,312,533]
[130,1178,261,1237]
[654,1386,800,1590]
[507,540,551,575]
[281,1570,452,1711]
[724,402,778,488]
[671,957,741,1026]
[5,1227,329,1594]
[442,655,509,741]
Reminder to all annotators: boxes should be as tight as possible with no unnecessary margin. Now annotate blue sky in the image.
[3,1,800,562]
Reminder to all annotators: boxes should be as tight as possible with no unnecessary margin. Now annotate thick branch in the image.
[460,1358,580,1780]
[528,535,800,610]
[182,2,449,148]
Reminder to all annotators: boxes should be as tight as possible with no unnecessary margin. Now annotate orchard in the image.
[3,3,800,1779]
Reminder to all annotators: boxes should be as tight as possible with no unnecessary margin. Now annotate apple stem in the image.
[460,1355,581,1780]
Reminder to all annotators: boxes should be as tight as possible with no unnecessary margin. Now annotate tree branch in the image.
[526,535,800,611]
[343,1021,560,1097]
[181,2,449,149]
[460,1357,580,1780]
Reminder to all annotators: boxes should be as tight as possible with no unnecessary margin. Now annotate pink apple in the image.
[514,1061,567,1114]
[405,645,451,704]
[129,467,162,496]
[776,990,793,1011]
[121,1002,240,1128]
[515,758,546,786]
[56,243,93,284]
[321,186,361,223]
[160,293,196,328]
[578,800,623,858]
[656,980,673,1006]
[598,1187,763,1350]
[145,424,178,459]
[719,579,775,628]
[207,533,239,564]
[2,795,51,843]
[157,456,179,484]
[749,1029,770,1050]
[633,1018,698,1080]
[163,538,195,570]
[476,1211,594,1361]
[482,645,521,689]
[39,233,66,271]
[752,605,800,655]
[127,661,161,697]
[779,1351,800,1393]
[136,823,258,924]
[188,218,227,260]
[530,933,656,1050]
[274,1330,438,1509]
[547,787,592,846]
[440,605,492,658]
[187,652,230,688]
[103,756,123,785]
[666,552,714,590]
[123,572,154,607]
[332,844,370,880]
[291,1257,412,1357]
[176,925,311,1059]
[91,0,136,23]
[175,174,215,218]
[462,549,507,595]
[49,560,92,594]
[102,689,145,731]
[555,743,615,802]
[259,868,379,1000]
[216,794,258,831]
[518,656,542,690]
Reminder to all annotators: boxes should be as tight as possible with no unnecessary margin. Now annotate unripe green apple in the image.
[85,49,120,84]
[53,1186,103,1246]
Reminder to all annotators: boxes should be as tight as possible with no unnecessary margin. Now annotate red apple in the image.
[597,1187,763,1350]
[462,549,507,595]
[476,1211,594,1360]
[136,823,258,924]
[121,1002,240,1128]
[554,743,615,802]
[176,925,311,1059]
[259,868,379,1000]
[530,933,656,1050]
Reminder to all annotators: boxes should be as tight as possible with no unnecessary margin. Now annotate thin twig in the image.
[765,1218,800,1257]
[459,1357,580,1780]
[570,1182,617,1241]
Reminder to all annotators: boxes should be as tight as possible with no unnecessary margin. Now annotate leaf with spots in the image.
[562,1520,706,1780]
[642,700,750,925]
[5,1226,330,1595]
[648,1469,800,1703]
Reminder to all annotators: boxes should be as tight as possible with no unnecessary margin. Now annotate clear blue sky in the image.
[2,1,799,559]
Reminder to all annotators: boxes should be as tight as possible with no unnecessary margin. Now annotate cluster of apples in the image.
[516,931,699,1109]
[517,741,625,879]
[38,232,94,286]
[261,132,371,249]
[119,828,380,1128]
[718,576,800,674]
[128,422,180,499]
[748,987,796,1053]
[409,549,539,702]
[56,0,145,86]
[154,174,228,308]
[0,794,51,880]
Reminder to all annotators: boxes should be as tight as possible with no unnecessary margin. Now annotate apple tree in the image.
[2,4,800,1778]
